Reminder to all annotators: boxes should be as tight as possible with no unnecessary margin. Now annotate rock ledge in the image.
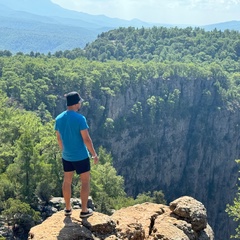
[28,196,214,240]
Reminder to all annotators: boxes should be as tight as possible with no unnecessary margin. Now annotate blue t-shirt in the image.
[54,110,89,161]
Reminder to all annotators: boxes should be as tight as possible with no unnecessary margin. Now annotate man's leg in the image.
[80,171,90,212]
[62,171,74,210]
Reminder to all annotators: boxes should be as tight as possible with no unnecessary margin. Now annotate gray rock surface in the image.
[90,76,239,239]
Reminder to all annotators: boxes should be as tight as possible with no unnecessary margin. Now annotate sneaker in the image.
[80,208,93,218]
[64,208,72,216]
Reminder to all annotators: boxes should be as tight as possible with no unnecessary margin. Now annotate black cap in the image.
[65,92,83,106]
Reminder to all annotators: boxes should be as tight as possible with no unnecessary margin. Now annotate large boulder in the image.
[169,196,207,231]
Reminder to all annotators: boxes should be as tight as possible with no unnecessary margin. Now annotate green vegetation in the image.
[226,160,240,239]
[58,27,240,66]
[0,88,166,236]
[2,198,40,235]
[0,55,239,119]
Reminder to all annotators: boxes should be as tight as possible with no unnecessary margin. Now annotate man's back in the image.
[55,110,89,161]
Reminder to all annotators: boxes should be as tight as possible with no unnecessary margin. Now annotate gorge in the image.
[74,75,240,240]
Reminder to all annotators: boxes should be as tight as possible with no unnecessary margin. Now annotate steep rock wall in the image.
[88,76,240,240]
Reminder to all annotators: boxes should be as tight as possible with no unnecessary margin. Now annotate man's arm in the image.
[81,129,99,164]
[56,131,63,150]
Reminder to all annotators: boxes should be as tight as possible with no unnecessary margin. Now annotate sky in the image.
[51,0,240,26]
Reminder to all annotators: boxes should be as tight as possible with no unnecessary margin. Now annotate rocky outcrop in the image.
[28,196,214,240]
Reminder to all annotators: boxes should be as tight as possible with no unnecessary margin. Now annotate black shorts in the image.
[62,157,90,174]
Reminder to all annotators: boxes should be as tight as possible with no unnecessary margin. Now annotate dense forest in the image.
[48,26,240,65]
[0,26,240,239]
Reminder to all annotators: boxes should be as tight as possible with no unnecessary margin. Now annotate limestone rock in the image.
[99,77,239,239]
[28,196,214,240]
[169,196,207,231]
[111,202,166,239]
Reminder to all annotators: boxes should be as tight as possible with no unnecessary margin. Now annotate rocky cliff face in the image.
[29,196,214,240]
[86,76,239,240]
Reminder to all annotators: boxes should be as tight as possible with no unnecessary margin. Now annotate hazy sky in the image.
[51,0,240,26]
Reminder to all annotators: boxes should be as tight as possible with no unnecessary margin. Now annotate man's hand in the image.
[92,155,99,164]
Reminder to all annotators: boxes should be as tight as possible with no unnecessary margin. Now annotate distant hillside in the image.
[0,0,158,53]
[0,0,239,53]
[73,26,240,64]
[203,20,240,31]
[0,11,98,53]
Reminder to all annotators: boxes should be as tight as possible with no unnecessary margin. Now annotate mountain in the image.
[0,0,239,53]
[0,0,159,53]
[203,20,240,31]
[0,0,155,29]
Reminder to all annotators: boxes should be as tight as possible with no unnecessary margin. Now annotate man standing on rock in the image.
[54,91,99,218]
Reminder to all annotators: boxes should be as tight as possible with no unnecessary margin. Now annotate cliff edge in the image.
[28,196,214,240]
